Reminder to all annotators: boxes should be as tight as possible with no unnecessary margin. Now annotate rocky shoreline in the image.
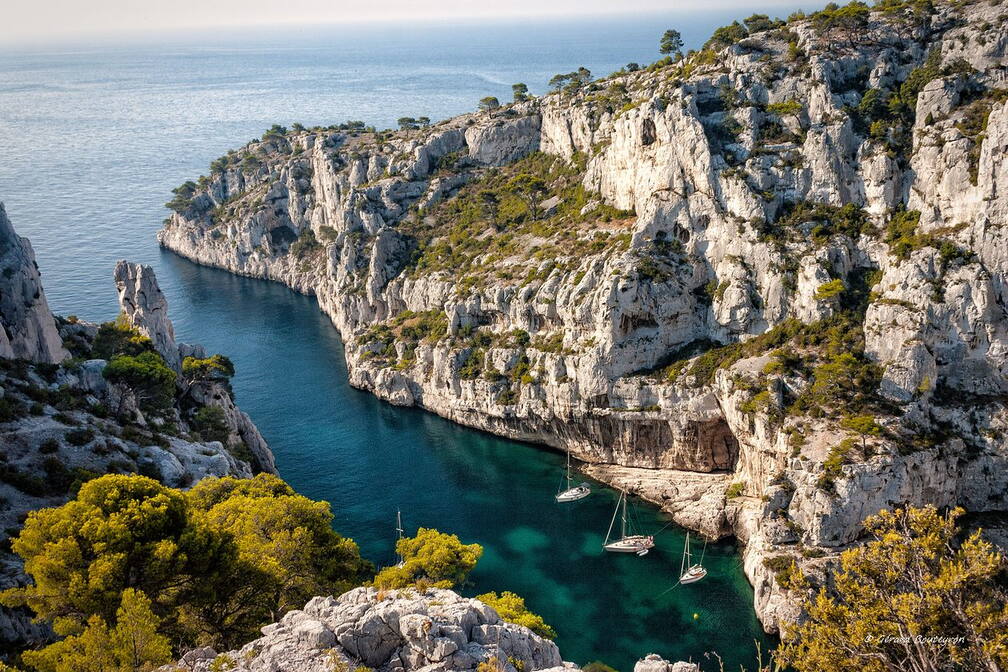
[0,203,276,650]
[158,0,1008,635]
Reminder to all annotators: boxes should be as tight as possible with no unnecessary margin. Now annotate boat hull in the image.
[604,535,655,553]
[680,566,707,584]
[556,485,591,502]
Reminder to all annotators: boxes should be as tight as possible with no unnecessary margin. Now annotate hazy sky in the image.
[11,0,813,43]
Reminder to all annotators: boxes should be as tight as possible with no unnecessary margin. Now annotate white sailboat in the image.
[555,452,591,502]
[678,532,707,584]
[395,509,405,568]
[603,490,655,555]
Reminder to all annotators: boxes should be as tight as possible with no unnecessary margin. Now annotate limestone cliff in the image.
[165,587,697,672]
[0,203,67,364]
[158,0,1008,633]
[0,210,276,650]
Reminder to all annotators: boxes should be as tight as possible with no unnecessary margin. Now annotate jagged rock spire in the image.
[0,203,67,364]
[113,260,180,371]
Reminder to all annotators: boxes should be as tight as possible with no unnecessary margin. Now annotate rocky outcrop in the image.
[114,260,180,370]
[0,211,276,650]
[166,588,700,672]
[169,588,563,672]
[158,0,1008,635]
[0,202,67,364]
[112,260,275,473]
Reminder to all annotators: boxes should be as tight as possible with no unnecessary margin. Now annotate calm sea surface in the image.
[0,10,820,668]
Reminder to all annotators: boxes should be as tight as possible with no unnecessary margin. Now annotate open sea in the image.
[0,9,819,668]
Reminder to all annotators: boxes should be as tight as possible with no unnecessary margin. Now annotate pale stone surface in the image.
[155,1,1008,636]
[0,203,67,364]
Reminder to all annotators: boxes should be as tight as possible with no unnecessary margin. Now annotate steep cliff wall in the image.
[158,0,1008,632]
[0,208,276,650]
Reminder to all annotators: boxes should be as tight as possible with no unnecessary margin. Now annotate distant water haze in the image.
[7,2,829,45]
[0,10,825,669]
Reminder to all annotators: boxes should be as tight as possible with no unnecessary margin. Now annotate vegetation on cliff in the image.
[1,474,371,669]
[1,473,553,671]
[776,506,1008,672]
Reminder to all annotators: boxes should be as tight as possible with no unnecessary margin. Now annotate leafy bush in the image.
[476,591,557,639]
[92,314,155,360]
[1,473,370,653]
[192,405,229,445]
[777,506,1008,671]
[289,229,320,257]
[103,352,177,411]
[373,528,482,589]
[64,428,95,446]
[39,438,60,454]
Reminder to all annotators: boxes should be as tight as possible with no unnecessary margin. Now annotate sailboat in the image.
[678,532,707,584]
[603,490,655,555]
[394,509,405,568]
[555,452,591,502]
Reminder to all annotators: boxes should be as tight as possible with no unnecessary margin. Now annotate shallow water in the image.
[0,12,818,668]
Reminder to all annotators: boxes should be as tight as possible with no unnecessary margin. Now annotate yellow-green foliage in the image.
[814,279,845,301]
[476,591,557,639]
[884,209,970,265]
[91,314,155,360]
[1,474,370,654]
[373,528,483,589]
[776,506,1008,672]
[402,152,633,286]
[360,310,449,365]
[22,588,171,672]
[103,351,177,411]
[182,354,235,383]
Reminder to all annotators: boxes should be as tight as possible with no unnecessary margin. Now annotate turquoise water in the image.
[0,11,825,669]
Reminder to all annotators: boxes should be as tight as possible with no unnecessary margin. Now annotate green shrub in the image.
[92,315,155,360]
[39,438,60,454]
[725,482,745,498]
[476,591,557,639]
[192,405,229,445]
[65,429,95,446]
[103,352,177,411]
[814,279,845,301]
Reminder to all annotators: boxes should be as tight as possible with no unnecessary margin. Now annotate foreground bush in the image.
[1,474,370,657]
[373,527,482,589]
[476,591,556,639]
[776,506,1008,672]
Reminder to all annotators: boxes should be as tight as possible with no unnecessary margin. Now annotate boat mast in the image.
[566,452,572,489]
[396,510,404,564]
[681,532,690,575]
[620,491,627,540]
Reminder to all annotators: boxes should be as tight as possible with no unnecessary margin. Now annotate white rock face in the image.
[0,203,67,364]
[114,260,180,369]
[170,588,700,672]
[0,217,277,649]
[156,1,1008,635]
[175,588,564,672]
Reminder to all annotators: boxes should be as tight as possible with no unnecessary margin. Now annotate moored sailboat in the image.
[555,452,591,502]
[603,490,654,555]
[678,531,707,584]
[395,509,405,568]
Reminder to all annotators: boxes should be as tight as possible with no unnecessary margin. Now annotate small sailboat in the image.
[555,452,591,502]
[603,490,655,555]
[678,532,707,584]
[394,509,405,568]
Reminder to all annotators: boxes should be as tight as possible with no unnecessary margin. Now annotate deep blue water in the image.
[0,11,826,669]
